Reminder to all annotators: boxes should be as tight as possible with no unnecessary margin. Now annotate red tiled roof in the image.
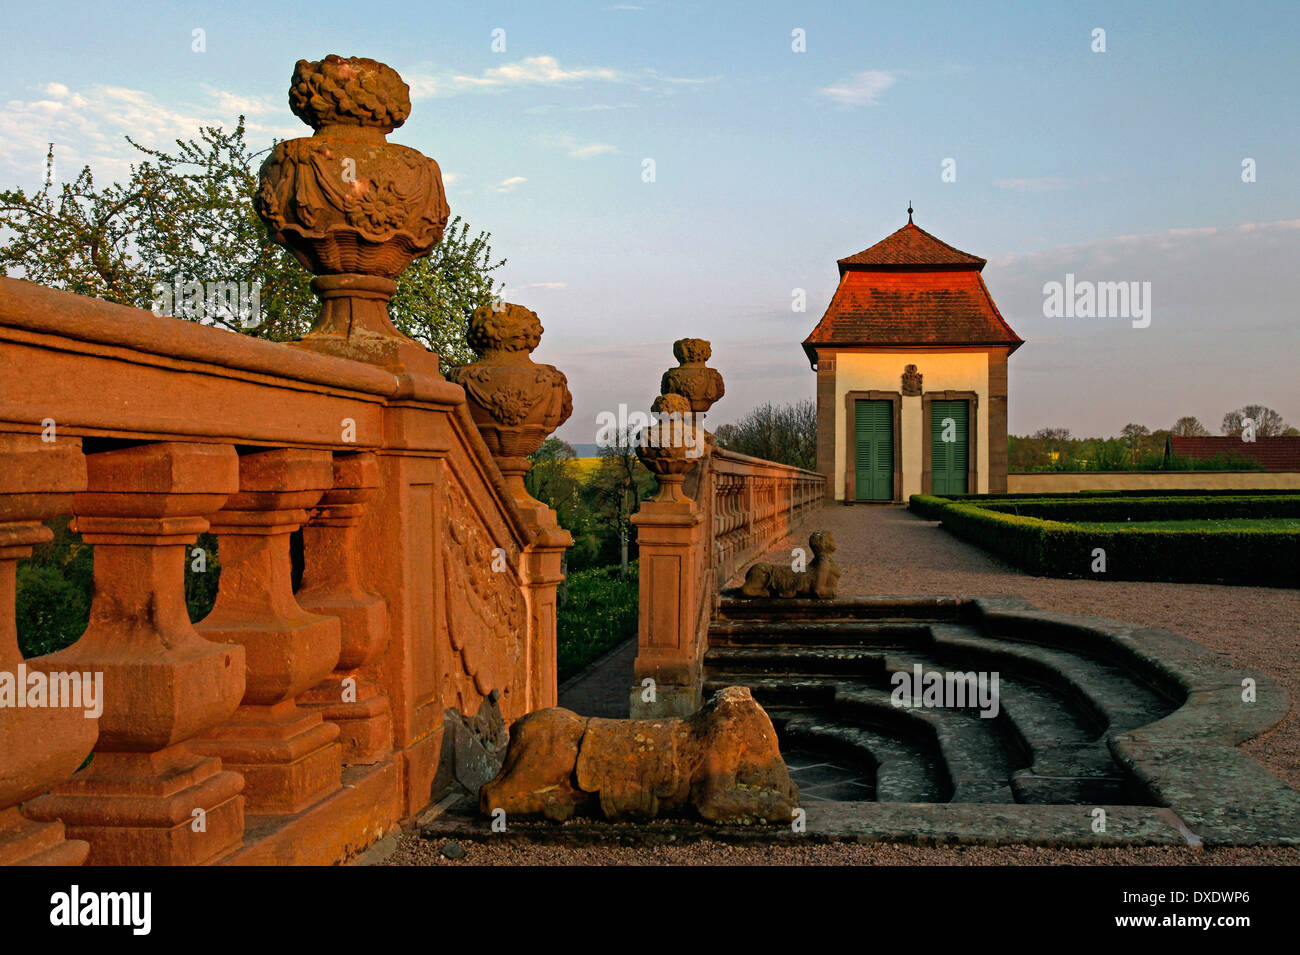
[1169,435,1300,471]
[803,222,1023,365]
[837,222,986,272]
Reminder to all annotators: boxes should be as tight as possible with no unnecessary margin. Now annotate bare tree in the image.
[1120,423,1151,463]
[1222,405,1289,437]
[1171,416,1210,436]
[593,427,647,578]
[714,399,817,470]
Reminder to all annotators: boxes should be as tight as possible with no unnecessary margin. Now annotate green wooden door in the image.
[931,399,969,495]
[854,400,893,501]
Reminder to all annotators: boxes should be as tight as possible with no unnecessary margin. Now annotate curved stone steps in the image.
[703,675,838,710]
[706,606,1180,808]
[777,712,950,803]
[706,624,1141,804]
[704,645,889,678]
[881,650,1140,805]
[927,624,1174,736]
[717,595,964,623]
[882,650,1098,756]
[832,685,1018,804]
[708,619,932,648]
[1008,742,1145,805]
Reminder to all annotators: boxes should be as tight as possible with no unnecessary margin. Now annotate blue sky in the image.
[2,0,1296,443]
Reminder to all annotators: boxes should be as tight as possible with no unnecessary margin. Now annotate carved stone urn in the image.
[636,392,704,503]
[661,338,725,416]
[256,54,450,374]
[449,303,573,506]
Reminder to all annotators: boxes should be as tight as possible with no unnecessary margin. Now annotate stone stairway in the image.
[705,596,1180,807]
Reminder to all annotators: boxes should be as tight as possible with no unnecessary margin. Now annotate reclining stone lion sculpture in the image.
[738,529,841,598]
[480,686,798,824]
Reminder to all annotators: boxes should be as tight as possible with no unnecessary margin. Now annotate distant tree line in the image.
[1009,405,1294,472]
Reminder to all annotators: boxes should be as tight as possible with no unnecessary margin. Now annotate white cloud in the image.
[0,81,300,187]
[407,56,622,99]
[817,70,897,106]
[202,86,276,116]
[495,176,527,193]
[406,55,716,100]
[640,68,721,87]
[511,282,567,290]
[543,133,618,159]
[993,177,1072,192]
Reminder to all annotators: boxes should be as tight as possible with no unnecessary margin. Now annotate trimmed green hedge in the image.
[975,495,1300,522]
[910,494,956,520]
[909,494,1299,586]
[937,487,1299,502]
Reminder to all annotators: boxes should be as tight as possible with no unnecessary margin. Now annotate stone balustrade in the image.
[0,274,566,865]
[705,448,824,586]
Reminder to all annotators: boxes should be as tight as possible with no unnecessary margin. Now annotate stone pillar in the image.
[0,435,95,866]
[631,392,708,718]
[23,442,247,866]
[815,354,837,501]
[192,448,343,815]
[629,500,705,718]
[296,452,392,765]
[254,57,507,817]
[988,349,1010,494]
[520,522,569,711]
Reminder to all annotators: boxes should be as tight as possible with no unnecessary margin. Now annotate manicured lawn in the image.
[1074,517,1300,532]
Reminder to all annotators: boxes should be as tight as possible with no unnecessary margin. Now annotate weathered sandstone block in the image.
[481,686,798,825]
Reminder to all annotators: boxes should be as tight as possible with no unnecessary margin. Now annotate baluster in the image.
[296,452,392,764]
[191,448,343,815]
[23,442,247,865]
[0,435,96,865]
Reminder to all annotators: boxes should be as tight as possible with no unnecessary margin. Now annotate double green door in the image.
[930,399,970,494]
[853,400,893,501]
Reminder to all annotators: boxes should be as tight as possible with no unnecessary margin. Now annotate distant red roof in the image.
[1169,435,1300,471]
[803,220,1022,366]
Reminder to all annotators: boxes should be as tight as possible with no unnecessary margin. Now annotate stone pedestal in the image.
[630,388,710,718]
[290,274,441,377]
[22,442,247,865]
[0,435,95,866]
[296,452,392,765]
[520,513,572,711]
[629,493,706,719]
[192,448,343,815]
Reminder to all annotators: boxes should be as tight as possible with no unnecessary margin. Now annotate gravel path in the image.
[386,838,1300,866]
[386,503,1298,866]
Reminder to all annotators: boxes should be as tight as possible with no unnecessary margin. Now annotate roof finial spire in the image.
[907,201,913,224]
